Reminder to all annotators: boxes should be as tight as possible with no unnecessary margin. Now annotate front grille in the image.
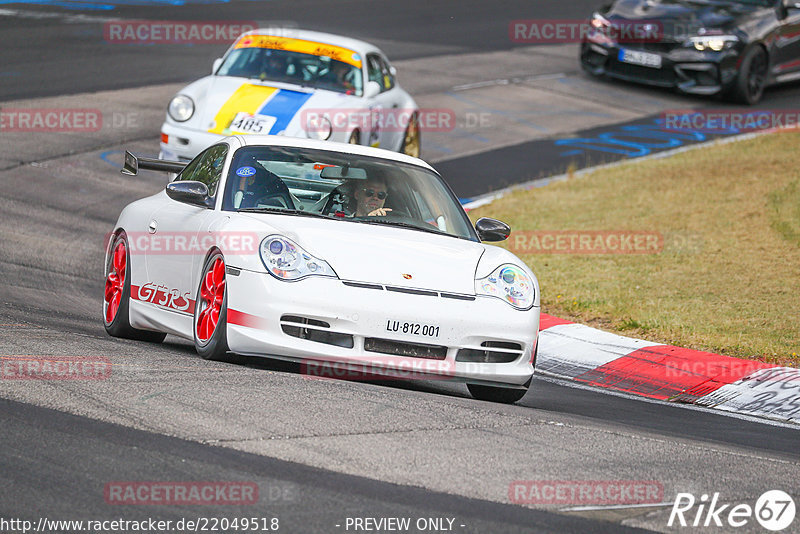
[364,337,448,360]
[456,341,524,363]
[606,59,676,86]
[280,315,354,348]
[342,280,474,301]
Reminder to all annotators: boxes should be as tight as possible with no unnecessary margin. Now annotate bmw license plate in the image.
[229,112,276,134]
[618,48,662,69]
[386,320,440,338]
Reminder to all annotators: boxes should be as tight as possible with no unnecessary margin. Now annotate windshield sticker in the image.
[234,35,362,68]
[236,166,257,177]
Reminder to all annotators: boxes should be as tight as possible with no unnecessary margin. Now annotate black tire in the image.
[103,232,167,343]
[193,252,232,362]
[467,378,531,404]
[730,45,768,105]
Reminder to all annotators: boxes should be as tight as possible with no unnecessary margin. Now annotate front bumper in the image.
[224,269,539,387]
[580,37,741,96]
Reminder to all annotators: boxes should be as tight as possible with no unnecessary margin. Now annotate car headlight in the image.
[168,95,194,122]
[591,11,610,29]
[475,264,535,310]
[260,235,337,281]
[306,115,332,140]
[685,35,738,52]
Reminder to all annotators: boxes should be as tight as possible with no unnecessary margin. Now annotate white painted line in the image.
[560,502,675,512]
[462,129,768,209]
[452,72,567,92]
[534,374,800,430]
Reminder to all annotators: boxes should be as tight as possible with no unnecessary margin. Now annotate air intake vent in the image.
[280,315,353,348]
[364,338,447,360]
[456,341,524,363]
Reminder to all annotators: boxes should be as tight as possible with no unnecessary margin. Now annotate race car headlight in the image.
[685,35,738,52]
[260,235,337,281]
[475,264,535,310]
[590,11,610,29]
[306,115,332,140]
[168,95,195,122]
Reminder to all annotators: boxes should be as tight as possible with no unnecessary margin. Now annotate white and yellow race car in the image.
[160,29,421,161]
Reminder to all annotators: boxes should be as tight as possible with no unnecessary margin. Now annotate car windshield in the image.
[217,47,363,96]
[223,146,478,241]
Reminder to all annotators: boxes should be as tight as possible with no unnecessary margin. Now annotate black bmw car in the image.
[580,0,800,104]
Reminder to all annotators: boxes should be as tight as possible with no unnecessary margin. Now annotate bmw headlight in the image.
[306,115,332,140]
[168,95,195,122]
[476,264,535,310]
[260,235,337,281]
[685,35,738,52]
[590,11,610,29]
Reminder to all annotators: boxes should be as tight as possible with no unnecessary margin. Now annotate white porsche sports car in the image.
[160,29,420,162]
[105,136,539,403]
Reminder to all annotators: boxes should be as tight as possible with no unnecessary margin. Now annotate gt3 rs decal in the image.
[227,309,268,329]
[131,283,194,314]
[234,35,363,68]
[208,85,312,136]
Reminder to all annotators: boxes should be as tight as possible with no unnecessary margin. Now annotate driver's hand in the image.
[368,208,392,217]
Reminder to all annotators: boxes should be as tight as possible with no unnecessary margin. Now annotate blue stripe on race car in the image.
[257,90,313,135]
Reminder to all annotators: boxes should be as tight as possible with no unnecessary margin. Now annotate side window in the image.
[176,144,227,197]
[366,54,386,92]
[379,56,395,91]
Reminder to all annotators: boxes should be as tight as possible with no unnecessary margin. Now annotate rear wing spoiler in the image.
[121,151,186,176]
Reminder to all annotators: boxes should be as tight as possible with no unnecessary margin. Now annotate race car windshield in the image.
[223,146,478,241]
[216,48,363,96]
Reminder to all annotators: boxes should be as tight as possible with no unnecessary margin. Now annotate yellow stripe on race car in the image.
[208,84,278,135]
[234,35,362,68]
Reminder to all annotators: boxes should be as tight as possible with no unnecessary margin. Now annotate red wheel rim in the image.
[196,257,225,342]
[104,240,126,324]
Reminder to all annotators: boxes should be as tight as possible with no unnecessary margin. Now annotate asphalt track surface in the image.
[1,1,800,533]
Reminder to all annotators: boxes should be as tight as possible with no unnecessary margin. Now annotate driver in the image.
[352,176,391,217]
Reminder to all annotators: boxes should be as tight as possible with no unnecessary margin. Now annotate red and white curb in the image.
[537,314,800,424]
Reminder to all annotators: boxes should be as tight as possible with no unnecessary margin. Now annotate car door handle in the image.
[148,220,157,234]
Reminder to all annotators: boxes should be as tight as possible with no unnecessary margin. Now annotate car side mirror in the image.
[783,0,800,12]
[475,217,511,242]
[166,181,214,208]
[364,80,381,98]
[212,58,223,75]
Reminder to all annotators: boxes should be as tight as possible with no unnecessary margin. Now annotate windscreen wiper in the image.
[237,207,331,220]
[356,218,445,236]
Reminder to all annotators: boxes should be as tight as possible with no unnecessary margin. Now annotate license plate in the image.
[618,48,662,69]
[228,112,276,134]
[385,320,440,338]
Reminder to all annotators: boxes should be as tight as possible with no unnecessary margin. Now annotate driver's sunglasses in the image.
[362,188,388,200]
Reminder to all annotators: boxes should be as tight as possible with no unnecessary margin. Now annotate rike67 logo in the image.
[669,490,795,531]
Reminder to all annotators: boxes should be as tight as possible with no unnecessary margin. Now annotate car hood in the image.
[192,76,364,137]
[606,0,764,37]
[238,213,486,294]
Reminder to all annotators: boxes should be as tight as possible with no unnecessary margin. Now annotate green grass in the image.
[469,131,800,366]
